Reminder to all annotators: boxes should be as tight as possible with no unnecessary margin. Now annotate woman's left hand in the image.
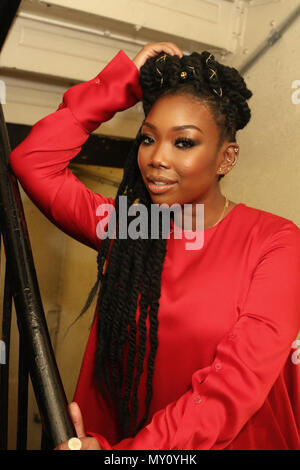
[133,42,183,70]
[54,402,102,450]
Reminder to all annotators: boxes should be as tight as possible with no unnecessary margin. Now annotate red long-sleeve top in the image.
[9,50,300,450]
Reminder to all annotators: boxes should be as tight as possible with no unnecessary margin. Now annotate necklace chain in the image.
[210,195,229,228]
[170,195,229,233]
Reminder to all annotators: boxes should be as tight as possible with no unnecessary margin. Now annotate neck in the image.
[174,191,230,231]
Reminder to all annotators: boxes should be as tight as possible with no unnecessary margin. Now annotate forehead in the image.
[144,93,218,134]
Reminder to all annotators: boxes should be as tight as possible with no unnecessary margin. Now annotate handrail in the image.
[0,100,76,448]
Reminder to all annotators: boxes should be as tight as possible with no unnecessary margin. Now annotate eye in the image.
[175,137,196,149]
[140,133,154,146]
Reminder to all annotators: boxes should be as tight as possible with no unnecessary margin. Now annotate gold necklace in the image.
[170,195,229,233]
[210,196,229,228]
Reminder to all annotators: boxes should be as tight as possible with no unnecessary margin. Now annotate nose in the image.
[149,144,170,169]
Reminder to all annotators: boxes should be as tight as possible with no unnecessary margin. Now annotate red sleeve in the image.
[9,50,142,251]
[87,222,300,449]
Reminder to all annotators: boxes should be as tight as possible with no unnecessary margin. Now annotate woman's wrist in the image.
[86,431,111,450]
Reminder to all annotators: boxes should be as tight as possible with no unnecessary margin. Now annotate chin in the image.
[149,193,173,204]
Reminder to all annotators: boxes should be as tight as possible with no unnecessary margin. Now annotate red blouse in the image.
[9,50,300,450]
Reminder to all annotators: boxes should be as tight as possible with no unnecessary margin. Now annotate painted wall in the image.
[220,0,300,226]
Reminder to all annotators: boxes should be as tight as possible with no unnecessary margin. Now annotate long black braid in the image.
[76,50,252,440]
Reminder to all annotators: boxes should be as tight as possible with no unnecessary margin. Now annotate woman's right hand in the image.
[133,42,183,71]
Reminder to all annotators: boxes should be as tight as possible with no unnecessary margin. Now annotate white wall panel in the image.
[35,0,241,52]
[1,0,247,129]
[0,16,140,81]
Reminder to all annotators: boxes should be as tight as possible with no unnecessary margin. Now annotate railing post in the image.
[0,101,76,448]
[16,335,29,450]
[0,245,13,450]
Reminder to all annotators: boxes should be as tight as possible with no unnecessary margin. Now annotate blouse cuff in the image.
[86,431,113,450]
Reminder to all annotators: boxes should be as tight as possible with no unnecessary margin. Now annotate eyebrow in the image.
[142,121,203,134]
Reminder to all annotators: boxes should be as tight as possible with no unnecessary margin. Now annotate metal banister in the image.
[0,90,75,450]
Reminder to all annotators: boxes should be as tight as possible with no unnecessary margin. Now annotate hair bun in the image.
[139,49,253,133]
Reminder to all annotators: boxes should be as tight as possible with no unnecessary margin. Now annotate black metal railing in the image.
[0,100,76,449]
[0,0,76,450]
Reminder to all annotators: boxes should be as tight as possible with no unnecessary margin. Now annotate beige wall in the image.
[220,0,300,226]
[1,0,300,450]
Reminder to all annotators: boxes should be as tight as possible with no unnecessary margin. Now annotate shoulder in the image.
[236,202,299,231]
[233,203,300,247]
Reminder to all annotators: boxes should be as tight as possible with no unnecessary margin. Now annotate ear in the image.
[216,144,239,177]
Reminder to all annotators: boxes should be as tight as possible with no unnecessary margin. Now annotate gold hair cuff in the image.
[155,66,164,87]
[155,54,167,63]
[213,87,223,97]
[187,65,196,77]
[205,53,214,65]
[209,68,217,80]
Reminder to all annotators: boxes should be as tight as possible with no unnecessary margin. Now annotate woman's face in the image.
[138,93,232,207]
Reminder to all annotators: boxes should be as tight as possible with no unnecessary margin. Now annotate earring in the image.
[226,155,237,165]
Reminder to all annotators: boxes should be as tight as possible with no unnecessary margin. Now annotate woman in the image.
[9,42,300,450]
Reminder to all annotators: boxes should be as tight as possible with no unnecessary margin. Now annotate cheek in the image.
[177,153,209,180]
[137,149,145,172]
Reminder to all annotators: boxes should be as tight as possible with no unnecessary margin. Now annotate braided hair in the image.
[77,50,252,441]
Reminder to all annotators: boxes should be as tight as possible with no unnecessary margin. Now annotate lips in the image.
[146,175,177,184]
[146,175,178,194]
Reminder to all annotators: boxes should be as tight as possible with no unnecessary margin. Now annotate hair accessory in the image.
[209,68,217,80]
[204,52,223,98]
[155,54,167,86]
[205,53,214,65]
[155,54,167,63]
[155,66,164,87]
[187,65,196,77]
[180,65,196,81]
[213,87,223,97]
